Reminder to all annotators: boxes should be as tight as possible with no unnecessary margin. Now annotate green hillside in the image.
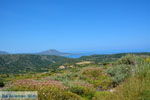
[79,52,150,63]
[0,52,150,74]
[0,54,75,74]
[0,54,149,100]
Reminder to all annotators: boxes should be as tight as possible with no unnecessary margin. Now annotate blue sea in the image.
[65,53,96,58]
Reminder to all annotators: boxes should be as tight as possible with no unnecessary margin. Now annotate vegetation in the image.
[79,52,150,63]
[0,78,4,87]
[0,54,76,74]
[0,53,150,100]
[81,67,112,89]
[106,65,131,86]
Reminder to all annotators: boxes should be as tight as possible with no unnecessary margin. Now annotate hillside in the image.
[0,54,75,74]
[0,54,149,100]
[79,52,150,63]
[0,52,149,74]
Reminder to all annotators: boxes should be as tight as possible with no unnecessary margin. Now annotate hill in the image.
[0,54,149,100]
[79,52,150,63]
[0,51,9,55]
[0,52,149,74]
[0,54,75,74]
[37,49,72,56]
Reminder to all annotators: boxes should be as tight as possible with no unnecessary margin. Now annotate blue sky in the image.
[0,0,150,53]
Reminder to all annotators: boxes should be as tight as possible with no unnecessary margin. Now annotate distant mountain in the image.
[37,49,72,56]
[0,51,9,55]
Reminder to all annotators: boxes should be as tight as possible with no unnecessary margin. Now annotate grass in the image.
[91,59,150,100]
[1,55,150,100]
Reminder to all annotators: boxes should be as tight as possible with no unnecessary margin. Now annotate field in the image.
[0,53,150,100]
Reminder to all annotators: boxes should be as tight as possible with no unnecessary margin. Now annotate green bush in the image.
[81,67,112,89]
[117,55,136,65]
[107,65,131,86]
[117,54,145,65]
[140,90,150,100]
[51,72,79,82]
[145,57,150,63]
[110,77,148,100]
[0,78,4,87]
[92,91,112,100]
[0,81,4,87]
[69,85,96,99]
[99,62,150,100]
[61,91,84,100]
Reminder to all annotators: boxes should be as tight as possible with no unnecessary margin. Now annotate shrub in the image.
[135,63,150,80]
[92,91,112,100]
[117,55,145,65]
[69,85,96,99]
[0,81,4,87]
[106,65,131,86]
[10,85,83,100]
[81,67,112,89]
[145,57,150,63]
[117,55,136,65]
[0,78,4,87]
[101,63,150,100]
[61,91,84,100]
[51,72,79,82]
[110,77,147,100]
[140,90,150,100]
[9,79,83,100]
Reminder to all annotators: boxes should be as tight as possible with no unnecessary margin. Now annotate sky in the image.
[0,0,150,53]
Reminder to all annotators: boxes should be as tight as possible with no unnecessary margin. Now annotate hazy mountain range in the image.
[0,49,74,56]
[0,51,9,54]
[1,49,149,58]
